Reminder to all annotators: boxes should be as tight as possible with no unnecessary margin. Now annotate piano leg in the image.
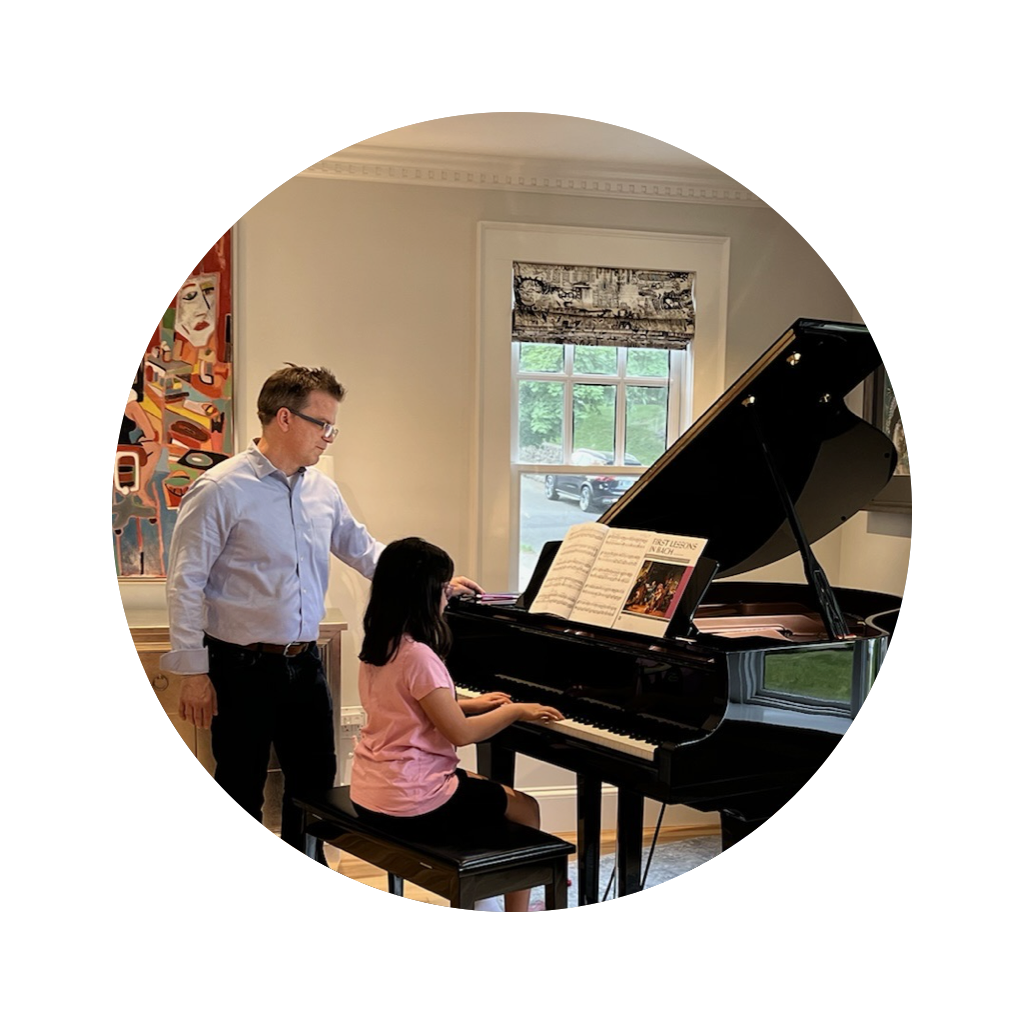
[576,774,602,906]
[616,788,644,899]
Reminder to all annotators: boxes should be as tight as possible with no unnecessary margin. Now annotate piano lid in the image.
[601,318,897,578]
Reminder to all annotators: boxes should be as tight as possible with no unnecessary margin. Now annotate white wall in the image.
[119,174,911,830]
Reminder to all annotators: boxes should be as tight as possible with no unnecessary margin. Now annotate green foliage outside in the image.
[518,344,670,464]
[519,343,667,377]
[763,649,853,703]
[520,343,565,373]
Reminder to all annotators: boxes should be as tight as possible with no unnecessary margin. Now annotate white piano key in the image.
[455,686,657,761]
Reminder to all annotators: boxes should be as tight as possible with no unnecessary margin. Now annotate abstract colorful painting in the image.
[113,232,233,578]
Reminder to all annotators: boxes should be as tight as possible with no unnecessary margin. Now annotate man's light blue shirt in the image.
[160,442,383,675]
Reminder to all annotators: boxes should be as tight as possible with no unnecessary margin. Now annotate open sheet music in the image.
[530,522,709,638]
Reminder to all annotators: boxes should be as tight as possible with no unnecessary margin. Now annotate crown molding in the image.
[299,145,765,207]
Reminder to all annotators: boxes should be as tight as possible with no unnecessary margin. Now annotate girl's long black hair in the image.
[359,537,455,666]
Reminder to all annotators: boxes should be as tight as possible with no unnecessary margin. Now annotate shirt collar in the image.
[244,440,306,480]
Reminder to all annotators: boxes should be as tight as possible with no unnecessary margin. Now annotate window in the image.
[477,223,729,591]
[514,341,689,588]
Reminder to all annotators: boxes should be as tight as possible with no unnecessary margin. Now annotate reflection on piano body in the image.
[446,319,903,905]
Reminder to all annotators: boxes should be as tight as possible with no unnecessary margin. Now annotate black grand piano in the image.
[446,318,904,905]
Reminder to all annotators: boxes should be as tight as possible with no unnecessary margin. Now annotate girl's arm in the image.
[458,691,512,715]
[419,688,563,747]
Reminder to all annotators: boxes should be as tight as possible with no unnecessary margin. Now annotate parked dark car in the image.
[543,449,641,513]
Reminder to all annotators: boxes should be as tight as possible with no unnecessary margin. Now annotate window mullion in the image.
[564,381,574,460]
[563,344,574,459]
[614,383,627,464]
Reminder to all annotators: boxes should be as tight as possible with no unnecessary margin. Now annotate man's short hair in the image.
[257,364,345,426]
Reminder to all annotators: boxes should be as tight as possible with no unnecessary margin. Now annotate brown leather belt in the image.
[244,640,313,657]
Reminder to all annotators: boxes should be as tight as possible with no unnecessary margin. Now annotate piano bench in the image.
[294,786,575,910]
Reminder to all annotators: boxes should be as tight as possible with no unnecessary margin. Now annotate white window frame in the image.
[475,223,729,590]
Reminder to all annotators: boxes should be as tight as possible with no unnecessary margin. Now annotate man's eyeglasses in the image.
[287,408,339,442]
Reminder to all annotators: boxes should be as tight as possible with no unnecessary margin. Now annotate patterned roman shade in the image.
[512,261,695,349]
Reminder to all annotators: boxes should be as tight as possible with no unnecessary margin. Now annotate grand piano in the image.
[445,318,904,905]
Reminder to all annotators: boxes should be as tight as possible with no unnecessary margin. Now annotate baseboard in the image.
[528,784,719,835]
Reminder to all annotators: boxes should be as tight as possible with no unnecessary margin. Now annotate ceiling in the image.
[332,111,718,175]
[312,111,758,206]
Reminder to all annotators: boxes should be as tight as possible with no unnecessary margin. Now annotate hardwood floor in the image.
[324,824,721,908]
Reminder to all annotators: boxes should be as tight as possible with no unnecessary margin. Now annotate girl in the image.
[350,537,564,911]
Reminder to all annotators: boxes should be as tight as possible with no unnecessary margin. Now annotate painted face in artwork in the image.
[174,273,219,349]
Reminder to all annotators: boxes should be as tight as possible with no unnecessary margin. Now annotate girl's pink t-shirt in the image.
[350,637,459,816]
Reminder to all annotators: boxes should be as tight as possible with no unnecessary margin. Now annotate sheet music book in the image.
[529,522,709,639]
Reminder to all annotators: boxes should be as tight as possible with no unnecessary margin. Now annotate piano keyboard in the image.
[454,685,658,762]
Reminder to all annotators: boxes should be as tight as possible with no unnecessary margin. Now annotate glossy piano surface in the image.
[447,318,903,901]
[447,580,895,809]
[600,318,897,575]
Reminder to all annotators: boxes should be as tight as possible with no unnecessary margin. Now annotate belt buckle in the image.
[282,641,305,657]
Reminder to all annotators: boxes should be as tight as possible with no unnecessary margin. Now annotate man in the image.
[160,363,480,852]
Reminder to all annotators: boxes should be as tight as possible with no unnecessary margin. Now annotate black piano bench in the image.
[294,786,575,911]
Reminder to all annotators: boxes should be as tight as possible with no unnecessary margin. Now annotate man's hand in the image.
[451,575,484,597]
[179,674,217,730]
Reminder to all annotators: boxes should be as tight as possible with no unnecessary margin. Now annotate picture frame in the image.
[113,230,235,578]
[864,366,911,513]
